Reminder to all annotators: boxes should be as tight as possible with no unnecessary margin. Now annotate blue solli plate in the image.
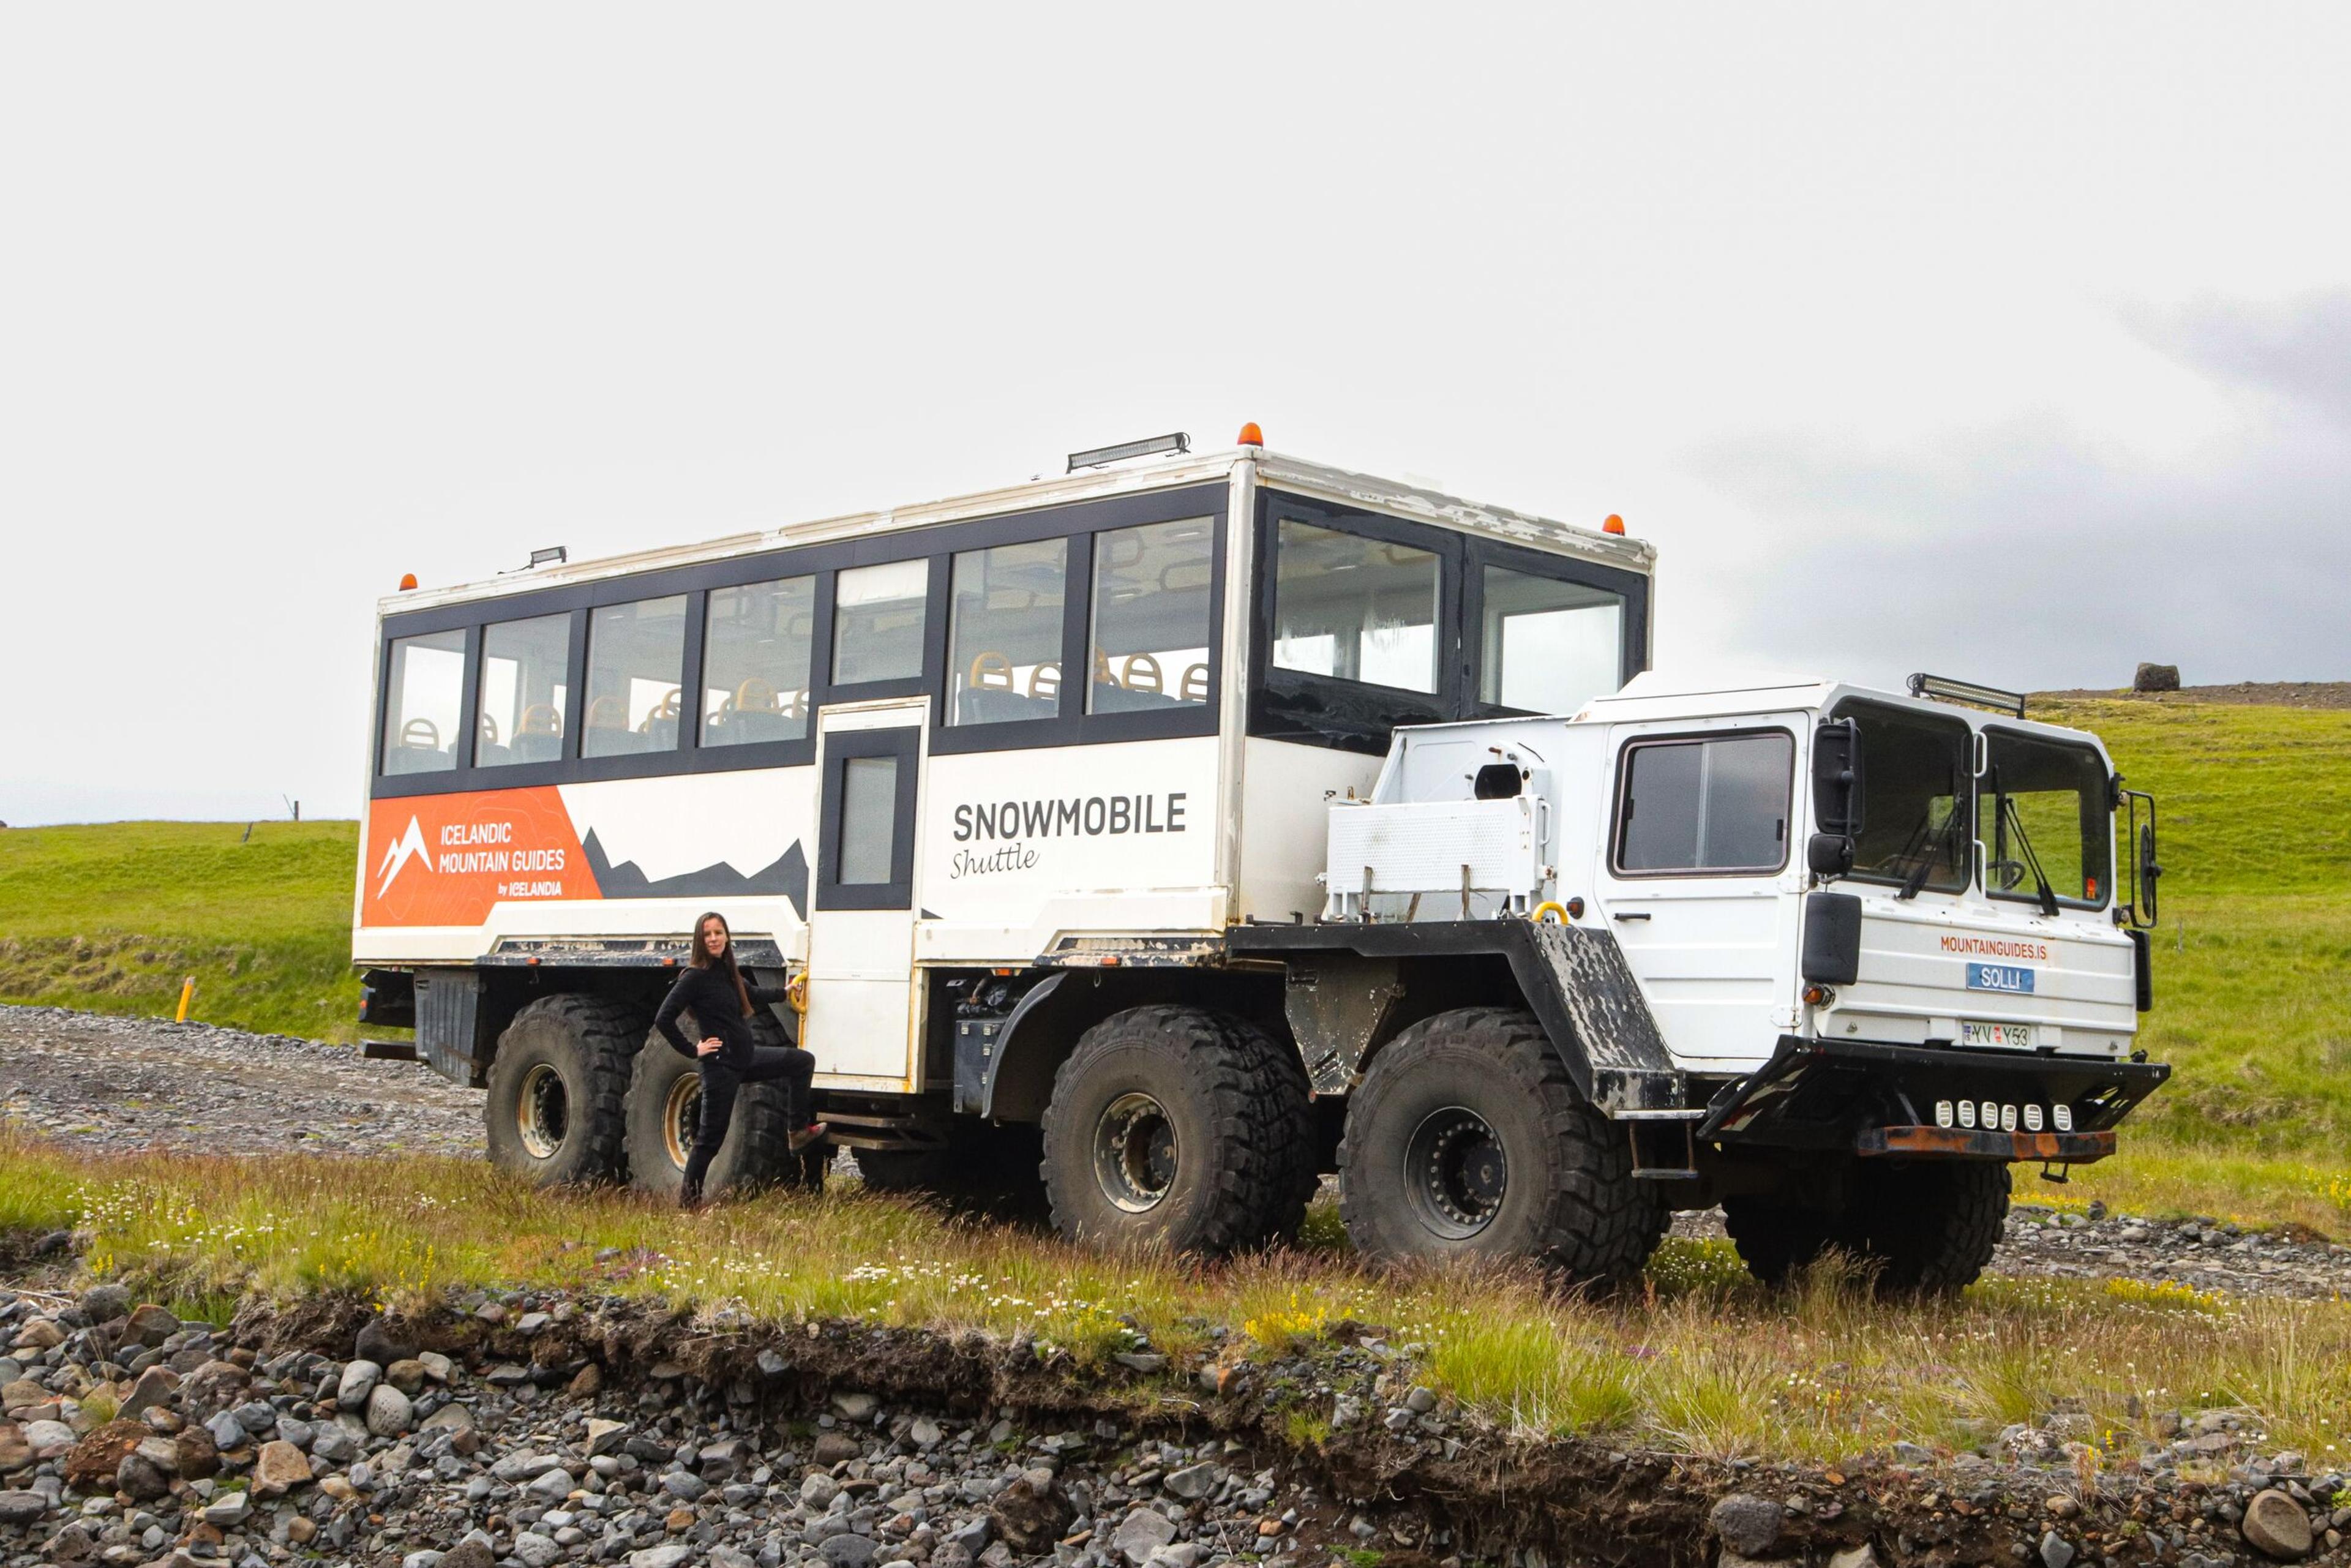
[1966,962,2036,995]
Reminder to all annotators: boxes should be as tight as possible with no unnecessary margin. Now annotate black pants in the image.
[681,1045,816,1199]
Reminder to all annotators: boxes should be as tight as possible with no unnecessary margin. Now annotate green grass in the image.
[5,694,2351,1227]
[0,820,368,1040]
[15,1135,2351,1465]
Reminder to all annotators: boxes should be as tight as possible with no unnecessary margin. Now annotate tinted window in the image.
[833,560,929,685]
[948,539,1067,726]
[702,577,815,748]
[582,596,687,758]
[1835,700,1973,894]
[1092,516,1213,713]
[1270,520,1438,694]
[476,613,571,768]
[1480,566,1622,715]
[1616,733,1793,873]
[381,629,465,775]
[1981,730,2112,906]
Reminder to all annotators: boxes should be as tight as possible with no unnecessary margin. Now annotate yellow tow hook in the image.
[784,972,809,1015]
[1531,901,1569,925]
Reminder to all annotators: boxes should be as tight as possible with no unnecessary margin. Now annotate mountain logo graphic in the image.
[375,816,432,898]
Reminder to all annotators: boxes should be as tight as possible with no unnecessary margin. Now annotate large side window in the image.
[1271,520,1439,692]
[381,629,466,775]
[1480,566,1622,715]
[1092,516,1214,711]
[476,613,572,768]
[1835,700,1973,894]
[703,577,815,748]
[582,596,687,758]
[948,538,1067,726]
[1980,729,2112,906]
[833,560,929,686]
[1615,732,1793,874]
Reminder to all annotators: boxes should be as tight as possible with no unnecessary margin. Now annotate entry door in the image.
[1589,722,1803,1071]
[804,702,926,1087]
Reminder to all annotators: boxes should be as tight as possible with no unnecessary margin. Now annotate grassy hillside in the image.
[0,820,366,1041]
[5,695,2350,1227]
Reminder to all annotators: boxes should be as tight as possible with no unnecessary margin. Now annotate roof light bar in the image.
[1067,432,1190,473]
[530,546,568,568]
[1907,672,2025,718]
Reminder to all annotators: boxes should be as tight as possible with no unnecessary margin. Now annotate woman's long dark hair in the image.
[690,911,754,1018]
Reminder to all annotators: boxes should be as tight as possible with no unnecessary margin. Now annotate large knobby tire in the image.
[1040,1006,1314,1256]
[1721,1196,1842,1286]
[855,1122,1049,1224]
[1845,1161,2011,1294]
[623,1030,816,1200]
[482,994,641,1186]
[1338,1007,1664,1283]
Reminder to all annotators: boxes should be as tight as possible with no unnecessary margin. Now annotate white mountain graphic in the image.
[375,816,432,897]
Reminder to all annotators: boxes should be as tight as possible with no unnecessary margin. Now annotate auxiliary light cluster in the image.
[1932,1100,2074,1133]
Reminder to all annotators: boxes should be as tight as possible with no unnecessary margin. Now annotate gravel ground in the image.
[7,1004,2348,1301]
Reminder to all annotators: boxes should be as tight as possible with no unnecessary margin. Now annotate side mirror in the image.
[1812,719,1865,836]
[1809,719,1865,879]
[2121,787,2159,928]
[2139,821,2161,925]
[1807,832,1855,878]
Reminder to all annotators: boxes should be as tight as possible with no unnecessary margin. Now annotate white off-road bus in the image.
[354,432,2164,1289]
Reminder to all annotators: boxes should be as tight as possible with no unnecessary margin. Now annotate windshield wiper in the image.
[2000,792,2061,917]
[1896,805,1965,899]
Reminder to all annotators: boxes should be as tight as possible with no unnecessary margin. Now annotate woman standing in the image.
[654,912,825,1207]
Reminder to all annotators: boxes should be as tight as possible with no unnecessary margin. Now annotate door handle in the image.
[1611,911,1651,923]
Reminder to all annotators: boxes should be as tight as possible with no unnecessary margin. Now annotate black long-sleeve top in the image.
[653,965,789,1069]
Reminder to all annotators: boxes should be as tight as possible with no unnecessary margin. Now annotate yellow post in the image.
[174,977,195,1023]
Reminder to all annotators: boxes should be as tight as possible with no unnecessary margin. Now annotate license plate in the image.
[1960,1019,2037,1049]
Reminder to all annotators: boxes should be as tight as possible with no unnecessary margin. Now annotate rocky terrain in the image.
[1,1280,2348,1568]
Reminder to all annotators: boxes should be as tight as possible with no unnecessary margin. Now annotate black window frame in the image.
[1977,724,2115,912]
[368,483,1227,798]
[1247,489,1650,756]
[814,723,922,912]
[1607,726,1798,879]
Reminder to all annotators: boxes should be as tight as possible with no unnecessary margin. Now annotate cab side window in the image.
[1614,732,1793,874]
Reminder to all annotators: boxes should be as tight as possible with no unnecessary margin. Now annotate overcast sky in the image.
[4,4,2347,825]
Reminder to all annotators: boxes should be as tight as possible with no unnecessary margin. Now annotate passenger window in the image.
[948,539,1067,726]
[582,596,688,758]
[832,560,929,685]
[381,629,465,774]
[476,613,572,767]
[702,577,816,748]
[1480,566,1623,715]
[1270,520,1438,694]
[1616,733,1793,874]
[1090,517,1214,712]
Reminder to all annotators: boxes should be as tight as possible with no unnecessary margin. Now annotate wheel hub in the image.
[663,1074,702,1171]
[516,1063,569,1161]
[1092,1092,1177,1213]
[1405,1106,1507,1239]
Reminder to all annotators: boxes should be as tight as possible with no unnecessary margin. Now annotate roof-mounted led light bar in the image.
[1067,432,1191,473]
[1907,672,2027,718]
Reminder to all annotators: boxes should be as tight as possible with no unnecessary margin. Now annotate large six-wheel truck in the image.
[353,431,2166,1290]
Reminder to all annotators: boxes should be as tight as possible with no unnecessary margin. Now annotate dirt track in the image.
[5,1003,2347,1299]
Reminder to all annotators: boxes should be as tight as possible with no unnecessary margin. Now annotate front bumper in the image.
[1700,1035,2169,1161]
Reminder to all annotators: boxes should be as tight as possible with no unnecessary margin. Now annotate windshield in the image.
[1979,729,2112,908]
[1834,700,1973,895]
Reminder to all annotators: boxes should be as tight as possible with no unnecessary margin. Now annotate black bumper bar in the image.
[1700,1035,2170,1157]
